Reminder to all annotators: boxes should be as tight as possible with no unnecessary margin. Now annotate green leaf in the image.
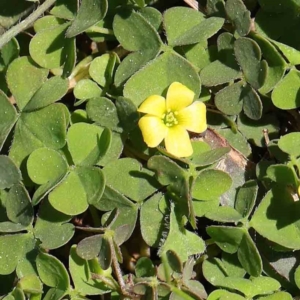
[148,155,193,226]
[242,84,263,120]
[27,148,68,185]
[216,128,251,157]
[17,274,43,294]
[0,155,21,189]
[294,265,300,289]
[34,199,74,249]
[192,169,232,201]
[6,184,33,226]
[238,113,279,147]
[36,252,70,292]
[138,7,162,31]
[115,49,159,87]
[237,231,262,277]
[271,39,300,65]
[0,233,34,275]
[272,69,300,109]
[205,206,243,222]
[267,164,298,187]
[278,132,300,157]
[0,91,18,150]
[159,205,205,262]
[235,180,258,218]
[207,226,244,253]
[207,0,226,17]
[251,185,300,249]
[201,33,241,86]
[69,245,110,295]
[234,37,268,89]
[67,123,111,166]
[0,37,19,67]
[50,0,78,20]
[73,79,102,102]
[9,104,68,170]
[140,193,167,247]
[225,0,251,36]
[191,147,230,167]
[222,252,246,278]
[76,235,103,260]
[164,7,204,46]
[208,290,245,300]
[135,257,156,277]
[49,166,105,215]
[202,258,228,286]
[89,53,118,88]
[33,16,66,32]
[86,97,121,132]
[164,6,224,46]
[66,0,108,37]
[124,52,201,107]
[103,158,159,202]
[257,292,293,300]
[250,33,286,94]
[30,23,70,69]
[23,76,69,112]
[113,9,162,51]
[6,56,48,110]
[115,97,139,132]
[215,82,244,115]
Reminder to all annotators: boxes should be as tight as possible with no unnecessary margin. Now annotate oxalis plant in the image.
[2,0,300,299]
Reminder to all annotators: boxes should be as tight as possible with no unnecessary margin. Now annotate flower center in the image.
[162,110,178,127]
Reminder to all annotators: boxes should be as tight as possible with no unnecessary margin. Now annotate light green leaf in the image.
[251,186,300,249]
[159,205,205,262]
[124,52,201,107]
[278,132,300,157]
[23,76,69,112]
[49,166,105,215]
[30,23,70,69]
[272,69,300,109]
[67,123,111,166]
[103,158,159,202]
[6,56,48,110]
[192,170,232,201]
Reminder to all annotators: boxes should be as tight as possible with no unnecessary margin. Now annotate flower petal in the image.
[138,95,166,117]
[164,125,193,157]
[166,82,195,112]
[177,101,207,133]
[138,115,168,147]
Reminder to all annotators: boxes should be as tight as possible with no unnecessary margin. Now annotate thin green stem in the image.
[171,287,195,300]
[0,0,57,49]
[89,25,114,35]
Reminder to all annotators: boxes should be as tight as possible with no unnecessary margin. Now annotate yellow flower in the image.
[138,82,207,157]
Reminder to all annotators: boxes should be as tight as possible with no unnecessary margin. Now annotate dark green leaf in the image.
[225,0,251,36]
[66,0,108,37]
[234,37,268,89]
[0,156,21,189]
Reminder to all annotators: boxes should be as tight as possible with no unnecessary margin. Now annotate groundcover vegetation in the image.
[2,0,300,299]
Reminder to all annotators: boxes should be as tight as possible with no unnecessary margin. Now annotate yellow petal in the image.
[164,125,193,157]
[177,101,207,133]
[138,115,168,147]
[137,95,166,117]
[166,82,195,112]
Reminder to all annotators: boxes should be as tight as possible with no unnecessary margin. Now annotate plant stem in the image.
[89,25,114,35]
[0,0,57,49]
